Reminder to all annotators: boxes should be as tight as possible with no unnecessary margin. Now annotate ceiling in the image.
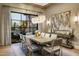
[34,3,48,6]
[26,3,52,9]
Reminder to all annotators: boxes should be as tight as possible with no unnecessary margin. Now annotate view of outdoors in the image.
[11,12,38,34]
[11,12,38,43]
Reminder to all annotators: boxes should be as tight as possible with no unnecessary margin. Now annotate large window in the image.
[11,11,38,34]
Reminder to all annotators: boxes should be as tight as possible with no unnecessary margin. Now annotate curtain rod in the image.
[2,5,43,14]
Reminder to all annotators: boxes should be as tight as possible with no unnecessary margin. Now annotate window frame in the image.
[11,11,38,33]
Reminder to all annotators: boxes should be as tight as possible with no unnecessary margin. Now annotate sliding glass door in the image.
[11,11,38,34]
[11,11,38,43]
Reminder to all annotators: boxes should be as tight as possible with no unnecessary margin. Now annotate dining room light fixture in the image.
[47,20,50,25]
[31,15,46,24]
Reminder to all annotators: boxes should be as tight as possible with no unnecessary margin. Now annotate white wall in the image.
[45,3,79,49]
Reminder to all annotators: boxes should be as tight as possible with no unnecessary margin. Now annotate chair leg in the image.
[22,42,25,50]
[28,52,32,56]
[21,43,23,49]
[21,42,23,48]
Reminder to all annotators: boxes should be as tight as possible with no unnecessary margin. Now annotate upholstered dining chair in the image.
[43,34,57,47]
[19,34,23,40]
[19,34,23,48]
[24,37,41,56]
[20,34,26,50]
[44,33,50,39]
[42,38,62,56]
[41,32,45,38]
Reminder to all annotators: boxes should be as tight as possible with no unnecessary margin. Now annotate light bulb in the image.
[47,20,50,25]
[74,16,78,22]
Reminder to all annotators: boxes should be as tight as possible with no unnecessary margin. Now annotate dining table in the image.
[25,35,56,45]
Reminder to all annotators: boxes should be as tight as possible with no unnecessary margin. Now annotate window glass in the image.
[11,13,21,20]
[12,21,21,27]
[22,14,26,20]
[22,14,29,21]
[11,12,38,34]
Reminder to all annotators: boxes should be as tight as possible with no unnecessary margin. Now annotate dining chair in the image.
[24,37,41,56]
[43,34,57,47]
[50,34,57,39]
[26,32,32,35]
[42,38,62,56]
[19,34,26,50]
[19,34,23,48]
[51,38,62,56]
[19,34,23,40]
[44,33,50,39]
[41,32,45,38]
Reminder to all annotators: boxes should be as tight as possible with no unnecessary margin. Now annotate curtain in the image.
[1,6,11,45]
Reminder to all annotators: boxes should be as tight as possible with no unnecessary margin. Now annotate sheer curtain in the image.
[1,6,11,45]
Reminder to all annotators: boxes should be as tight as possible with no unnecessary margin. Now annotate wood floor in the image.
[0,43,25,56]
[0,43,79,56]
